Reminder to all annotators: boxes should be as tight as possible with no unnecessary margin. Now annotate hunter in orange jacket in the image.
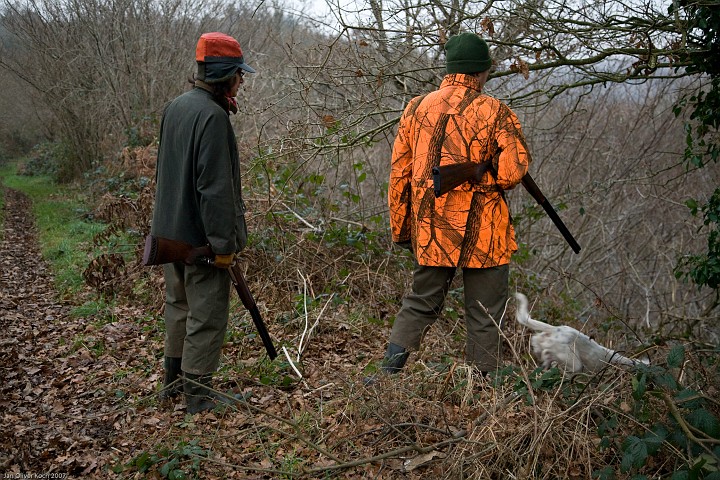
[389,74,531,268]
[374,32,532,377]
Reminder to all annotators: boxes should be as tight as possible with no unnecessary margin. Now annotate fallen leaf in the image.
[403,450,446,472]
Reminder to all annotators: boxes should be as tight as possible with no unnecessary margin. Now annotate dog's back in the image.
[515,292,648,372]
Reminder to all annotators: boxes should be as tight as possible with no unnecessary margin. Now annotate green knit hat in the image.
[445,32,492,74]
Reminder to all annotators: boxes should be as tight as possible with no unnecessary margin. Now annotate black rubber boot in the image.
[364,343,410,385]
[159,357,182,402]
[183,372,237,415]
[381,343,410,374]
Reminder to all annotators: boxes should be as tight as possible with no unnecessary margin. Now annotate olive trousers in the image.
[388,263,509,371]
[163,262,231,375]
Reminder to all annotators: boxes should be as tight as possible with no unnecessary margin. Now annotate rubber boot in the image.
[381,343,410,374]
[364,343,410,385]
[159,357,182,402]
[183,372,237,415]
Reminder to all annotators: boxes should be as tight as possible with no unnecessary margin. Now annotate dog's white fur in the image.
[515,292,648,373]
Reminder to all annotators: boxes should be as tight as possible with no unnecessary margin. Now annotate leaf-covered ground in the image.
[2,183,718,480]
[0,185,547,479]
[1,184,492,479]
[1,187,122,475]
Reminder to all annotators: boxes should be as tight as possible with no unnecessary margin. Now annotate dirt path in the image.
[0,183,499,479]
[0,187,117,477]
[0,184,375,479]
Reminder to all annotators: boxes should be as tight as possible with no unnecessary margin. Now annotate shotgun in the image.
[432,162,581,254]
[431,160,492,197]
[142,235,278,359]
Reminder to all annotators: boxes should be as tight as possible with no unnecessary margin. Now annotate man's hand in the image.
[213,253,235,269]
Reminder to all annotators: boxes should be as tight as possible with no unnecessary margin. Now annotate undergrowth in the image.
[4,148,719,479]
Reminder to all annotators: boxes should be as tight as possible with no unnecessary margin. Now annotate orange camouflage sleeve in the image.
[494,104,531,189]
[388,102,417,243]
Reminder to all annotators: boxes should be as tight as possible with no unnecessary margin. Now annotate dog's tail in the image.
[514,292,556,333]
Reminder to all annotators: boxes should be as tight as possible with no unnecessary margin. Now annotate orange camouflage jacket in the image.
[389,73,531,268]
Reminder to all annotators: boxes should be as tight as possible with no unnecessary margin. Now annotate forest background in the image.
[0,0,719,478]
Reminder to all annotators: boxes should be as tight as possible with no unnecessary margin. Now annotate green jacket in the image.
[151,87,247,254]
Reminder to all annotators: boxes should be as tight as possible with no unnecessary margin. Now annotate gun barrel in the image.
[230,264,278,360]
[430,165,581,254]
[521,175,581,254]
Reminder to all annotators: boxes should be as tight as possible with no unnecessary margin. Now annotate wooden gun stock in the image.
[141,234,278,359]
[142,235,213,266]
[431,162,581,254]
[432,161,491,197]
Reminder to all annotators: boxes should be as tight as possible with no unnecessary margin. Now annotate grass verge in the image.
[0,159,106,305]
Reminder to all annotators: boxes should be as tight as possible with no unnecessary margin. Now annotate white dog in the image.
[515,292,648,373]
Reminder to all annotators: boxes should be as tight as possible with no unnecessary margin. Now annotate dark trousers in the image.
[163,262,231,375]
[389,263,509,371]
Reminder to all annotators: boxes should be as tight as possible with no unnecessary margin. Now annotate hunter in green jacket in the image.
[150,32,254,415]
[152,87,247,254]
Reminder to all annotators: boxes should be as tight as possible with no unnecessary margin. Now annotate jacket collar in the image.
[440,73,484,93]
[194,80,214,93]
[192,81,236,114]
